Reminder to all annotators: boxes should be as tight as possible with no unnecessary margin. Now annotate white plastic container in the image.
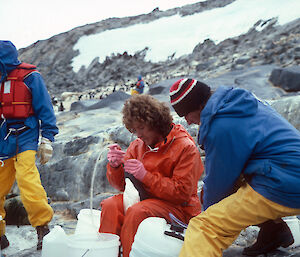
[42,225,120,257]
[284,216,300,248]
[67,233,120,257]
[130,217,185,257]
[75,209,101,235]
[42,225,69,257]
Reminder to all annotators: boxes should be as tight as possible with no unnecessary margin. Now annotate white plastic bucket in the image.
[75,209,101,235]
[130,217,184,257]
[42,225,69,257]
[284,217,300,248]
[67,233,120,257]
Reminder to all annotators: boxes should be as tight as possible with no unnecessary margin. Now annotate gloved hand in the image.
[37,137,53,165]
[107,144,125,168]
[124,159,147,181]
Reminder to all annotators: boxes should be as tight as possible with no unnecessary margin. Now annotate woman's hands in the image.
[107,144,147,181]
[124,159,147,181]
[107,144,125,168]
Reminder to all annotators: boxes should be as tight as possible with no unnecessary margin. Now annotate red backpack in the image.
[0,63,36,119]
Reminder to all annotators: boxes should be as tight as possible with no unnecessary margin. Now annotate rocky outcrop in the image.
[16,0,235,96]
[17,1,300,100]
[269,66,300,92]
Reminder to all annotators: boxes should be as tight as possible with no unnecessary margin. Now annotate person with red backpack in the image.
[0,40,58,251]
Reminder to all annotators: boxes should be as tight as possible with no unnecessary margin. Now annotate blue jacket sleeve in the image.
[202,118,253,210]
[24,72,58,141]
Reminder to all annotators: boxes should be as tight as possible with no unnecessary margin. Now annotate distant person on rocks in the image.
[169,78,300,257]
[131,75,144,95]
[99,94,203,257]
[0,41,58,251]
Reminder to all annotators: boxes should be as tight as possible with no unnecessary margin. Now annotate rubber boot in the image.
[242,219,294,256]
[36,225,50,250]
[0,235,9,250]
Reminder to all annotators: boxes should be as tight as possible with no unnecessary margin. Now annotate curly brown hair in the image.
[122,94,173,137]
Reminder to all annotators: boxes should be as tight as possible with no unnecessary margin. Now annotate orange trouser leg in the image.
[99,194,187,257]
[99,194,124,235]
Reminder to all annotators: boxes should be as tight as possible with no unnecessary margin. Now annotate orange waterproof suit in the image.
[99,124,203,257]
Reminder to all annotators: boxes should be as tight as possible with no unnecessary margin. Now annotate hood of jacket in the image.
[0,40,21,83]
[199,86,258,146]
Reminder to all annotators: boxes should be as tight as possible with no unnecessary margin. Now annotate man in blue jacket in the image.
[169,78,300,257]
[0,41,58,251]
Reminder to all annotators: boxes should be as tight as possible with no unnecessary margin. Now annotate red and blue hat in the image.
[169,78,211,117]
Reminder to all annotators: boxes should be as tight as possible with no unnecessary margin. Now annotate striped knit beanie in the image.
[170,78,211,117]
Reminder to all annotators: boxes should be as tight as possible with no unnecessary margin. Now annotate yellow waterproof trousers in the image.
[180,183,300,257]
[0,150,53,235]
[131,89,139,95]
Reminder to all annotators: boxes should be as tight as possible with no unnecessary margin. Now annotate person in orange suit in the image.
[99,94,203,257]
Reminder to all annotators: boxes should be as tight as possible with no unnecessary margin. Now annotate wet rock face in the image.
[63,136,99,156]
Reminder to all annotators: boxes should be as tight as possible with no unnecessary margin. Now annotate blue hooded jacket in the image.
[199,86,300,210]
[0,40,58,159]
